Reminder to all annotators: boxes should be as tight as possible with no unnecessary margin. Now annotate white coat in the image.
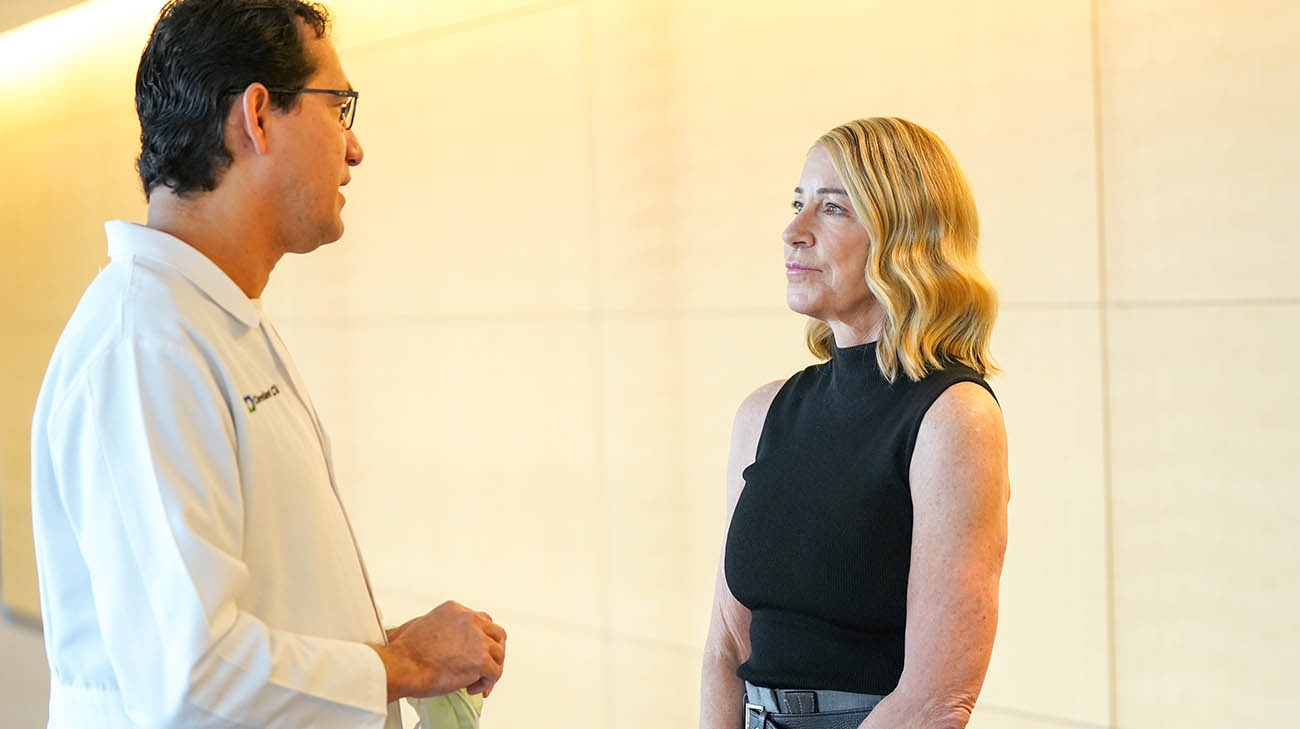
[30,221,401,729]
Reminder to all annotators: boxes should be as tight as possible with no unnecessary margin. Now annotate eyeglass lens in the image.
[341,97,356,130]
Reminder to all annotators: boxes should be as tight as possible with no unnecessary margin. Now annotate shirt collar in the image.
[105,220,262,329]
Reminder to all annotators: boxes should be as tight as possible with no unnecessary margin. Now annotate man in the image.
[29,1,505,727]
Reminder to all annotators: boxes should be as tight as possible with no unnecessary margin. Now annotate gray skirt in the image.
[743,681,884,729]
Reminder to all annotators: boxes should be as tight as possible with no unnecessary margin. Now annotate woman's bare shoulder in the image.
[919,381,1004,446]
[912,381,1009,503]
[724,379,788,502]
[727,380,786,465]
[732,379,787,435]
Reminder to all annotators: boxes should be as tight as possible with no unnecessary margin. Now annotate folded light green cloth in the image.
[406,690,483,729]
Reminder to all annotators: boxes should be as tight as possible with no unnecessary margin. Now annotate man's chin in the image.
[287,225,345,256]
[319,218,347,247]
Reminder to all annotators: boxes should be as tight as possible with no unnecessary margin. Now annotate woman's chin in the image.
[786,293,822,319]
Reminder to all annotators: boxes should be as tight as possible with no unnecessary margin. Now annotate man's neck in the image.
[146,187,281,299]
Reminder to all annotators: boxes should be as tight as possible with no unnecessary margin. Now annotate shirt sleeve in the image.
[45,336,390,729]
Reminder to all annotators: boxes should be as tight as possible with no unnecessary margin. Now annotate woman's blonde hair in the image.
[805,117,998,382]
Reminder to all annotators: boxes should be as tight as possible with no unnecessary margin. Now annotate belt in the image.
[744,681,883,728]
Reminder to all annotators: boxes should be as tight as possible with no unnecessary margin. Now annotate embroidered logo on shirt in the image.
[243,384,281,413]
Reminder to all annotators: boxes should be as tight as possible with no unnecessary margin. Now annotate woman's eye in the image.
[791,200,803,214]
[824,202,844,214]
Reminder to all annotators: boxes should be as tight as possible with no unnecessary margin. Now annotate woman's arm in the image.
[700,380,784,729]
[861,382,1010,729]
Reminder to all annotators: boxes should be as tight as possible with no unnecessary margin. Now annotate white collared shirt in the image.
[30,221,400,729]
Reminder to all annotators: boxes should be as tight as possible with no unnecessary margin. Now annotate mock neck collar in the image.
[827,340,881,395]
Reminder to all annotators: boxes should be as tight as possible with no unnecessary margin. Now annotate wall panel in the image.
[275,318,606,635]
[1108,304,1300,729]
[328,0,569,56]
[979,307,1111,726]
[665,0,1099,310]
[285,4,595,321]
[589,0,681,312]
[598,318,688,643]
[1098,0,1300,303]
[4,115,144,322]
[610,639,699,729]
[968,706,1111,729]
[0,0,155,138]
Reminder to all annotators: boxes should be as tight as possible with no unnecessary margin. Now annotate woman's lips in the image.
[786,262,819,273]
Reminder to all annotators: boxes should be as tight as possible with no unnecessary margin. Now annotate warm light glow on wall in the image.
[0,0,152,76]
[0,0,162,133]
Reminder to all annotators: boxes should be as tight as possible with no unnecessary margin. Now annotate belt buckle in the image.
[744,702,767,729]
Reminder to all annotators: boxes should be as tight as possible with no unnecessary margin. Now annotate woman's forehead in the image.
[797,145,843,189]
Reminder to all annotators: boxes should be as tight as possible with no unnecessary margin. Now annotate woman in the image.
[700,117,1009,729]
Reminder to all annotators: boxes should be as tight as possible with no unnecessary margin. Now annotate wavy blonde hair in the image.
[804,117,998,382]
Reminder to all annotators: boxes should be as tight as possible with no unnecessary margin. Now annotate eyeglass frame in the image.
[225,86,359,130]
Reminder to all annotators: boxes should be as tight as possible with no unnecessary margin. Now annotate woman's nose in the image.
[782,214,811,247]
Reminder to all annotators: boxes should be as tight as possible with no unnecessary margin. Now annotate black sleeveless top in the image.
[724,341,994,694]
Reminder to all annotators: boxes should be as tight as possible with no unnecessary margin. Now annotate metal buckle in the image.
[744,702,767,729]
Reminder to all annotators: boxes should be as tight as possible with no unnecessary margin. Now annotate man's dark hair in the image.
[135,0,331,199]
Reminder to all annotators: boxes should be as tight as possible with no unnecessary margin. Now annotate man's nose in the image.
[345,129,364,166]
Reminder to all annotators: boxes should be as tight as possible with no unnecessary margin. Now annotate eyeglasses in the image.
[268,87,359,130]
[229,86,360,130]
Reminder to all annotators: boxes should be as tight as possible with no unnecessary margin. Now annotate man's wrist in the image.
[370,643,415,703]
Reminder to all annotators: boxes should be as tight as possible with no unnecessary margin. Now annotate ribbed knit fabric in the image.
[725,341,994,694]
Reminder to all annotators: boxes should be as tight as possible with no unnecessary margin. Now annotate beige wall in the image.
[2,1,1297,728]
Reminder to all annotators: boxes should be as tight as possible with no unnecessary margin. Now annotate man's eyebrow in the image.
[793,186,849,195]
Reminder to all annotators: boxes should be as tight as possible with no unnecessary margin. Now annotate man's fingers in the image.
[475,612,506,640]
[482,648,504,677]
[481,620,507,644]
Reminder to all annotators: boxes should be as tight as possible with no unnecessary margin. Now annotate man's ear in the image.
[231,83,273,156]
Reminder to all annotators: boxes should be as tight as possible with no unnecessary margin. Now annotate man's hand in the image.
[371,601,507,703]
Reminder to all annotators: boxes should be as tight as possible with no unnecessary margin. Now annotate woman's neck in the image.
[825,303,885,348]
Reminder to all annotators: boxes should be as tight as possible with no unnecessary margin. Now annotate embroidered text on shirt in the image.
[243,384,281,413]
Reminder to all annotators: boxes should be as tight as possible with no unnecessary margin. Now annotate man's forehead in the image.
[301,31,349,87]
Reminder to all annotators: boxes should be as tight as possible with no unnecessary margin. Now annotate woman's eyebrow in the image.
[793,186,849,195]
